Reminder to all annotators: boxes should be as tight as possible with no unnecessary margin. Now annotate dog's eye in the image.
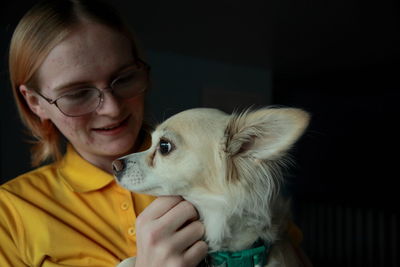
[159,139,173,155]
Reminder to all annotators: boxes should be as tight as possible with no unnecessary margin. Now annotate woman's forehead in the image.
[36,23,134,92]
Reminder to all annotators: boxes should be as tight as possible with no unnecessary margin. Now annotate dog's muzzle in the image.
[112,156,145,187]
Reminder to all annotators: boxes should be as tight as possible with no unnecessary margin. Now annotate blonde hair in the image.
[9,0,139,166]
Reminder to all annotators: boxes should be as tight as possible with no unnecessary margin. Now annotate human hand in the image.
[134,196,208,267]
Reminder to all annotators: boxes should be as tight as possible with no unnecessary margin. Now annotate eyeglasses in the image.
[31,59,150,117]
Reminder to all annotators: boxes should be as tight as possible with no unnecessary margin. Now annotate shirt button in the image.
[121,202,129,210]
[128,227,135,236]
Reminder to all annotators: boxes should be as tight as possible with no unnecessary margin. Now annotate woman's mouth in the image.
[92,116,130,136]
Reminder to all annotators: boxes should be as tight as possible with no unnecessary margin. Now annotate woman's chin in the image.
[102,138,138,158]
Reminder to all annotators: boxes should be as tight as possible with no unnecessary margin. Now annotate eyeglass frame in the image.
[28,58,150,117]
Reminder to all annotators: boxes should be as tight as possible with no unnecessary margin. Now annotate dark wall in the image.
[271,0,399,210]
[269,2,399,265]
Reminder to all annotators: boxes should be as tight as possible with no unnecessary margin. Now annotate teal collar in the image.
[208,239,271,267]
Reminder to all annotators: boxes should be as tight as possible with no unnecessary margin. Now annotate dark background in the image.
[1,1,399,266]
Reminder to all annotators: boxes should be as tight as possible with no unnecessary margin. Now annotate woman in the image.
[0,0,208,266]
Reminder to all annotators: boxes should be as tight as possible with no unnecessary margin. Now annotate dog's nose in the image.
[112,159,125,174]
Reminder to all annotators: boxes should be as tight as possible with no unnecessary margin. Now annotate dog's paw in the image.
[115,257,136,267]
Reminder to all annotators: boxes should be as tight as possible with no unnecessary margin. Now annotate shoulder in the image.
[0,161,66,232]
[1,162,62,197]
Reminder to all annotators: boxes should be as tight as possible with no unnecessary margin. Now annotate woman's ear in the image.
[19,84,50,120]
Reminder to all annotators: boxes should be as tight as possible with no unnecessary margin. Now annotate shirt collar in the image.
[57,145,113,193]
[57,130,151,193]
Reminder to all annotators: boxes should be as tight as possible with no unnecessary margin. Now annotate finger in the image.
[183,240,209,267]
[171,221,205,252]
[139,196,183,221]
[158,200,199,232]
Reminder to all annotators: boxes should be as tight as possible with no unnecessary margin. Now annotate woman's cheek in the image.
[53,116,87,143]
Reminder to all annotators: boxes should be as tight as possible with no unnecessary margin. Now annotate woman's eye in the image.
[159,139,173,155]
[62,89,93,100]
[113,73,136,87]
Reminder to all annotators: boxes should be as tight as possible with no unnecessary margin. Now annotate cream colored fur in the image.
[114,107,310,267]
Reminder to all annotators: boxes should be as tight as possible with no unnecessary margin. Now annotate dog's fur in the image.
[114,107,310,267]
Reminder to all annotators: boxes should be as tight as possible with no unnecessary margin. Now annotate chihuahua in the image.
[113,107,311,267]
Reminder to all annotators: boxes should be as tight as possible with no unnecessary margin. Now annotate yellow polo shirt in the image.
[0,144,155,267]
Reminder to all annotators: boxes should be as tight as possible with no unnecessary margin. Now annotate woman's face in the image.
[27,22,145,170]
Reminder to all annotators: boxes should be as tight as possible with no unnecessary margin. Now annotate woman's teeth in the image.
[101,125,118,130]
[98,121,122,130]
[94,116,129,132]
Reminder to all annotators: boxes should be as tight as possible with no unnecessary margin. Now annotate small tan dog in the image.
[113,107,311,267]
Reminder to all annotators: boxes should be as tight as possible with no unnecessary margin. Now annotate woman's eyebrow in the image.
[108,61,143,83]
[52,60,138,93]
[52,81,91,94]
[112,59,138,75]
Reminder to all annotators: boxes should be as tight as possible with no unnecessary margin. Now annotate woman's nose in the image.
[96,91,122,116]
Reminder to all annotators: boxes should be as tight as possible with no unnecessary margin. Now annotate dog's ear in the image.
[225,108,310,160]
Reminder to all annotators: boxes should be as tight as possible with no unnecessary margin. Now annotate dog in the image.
[113,107,311,267]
